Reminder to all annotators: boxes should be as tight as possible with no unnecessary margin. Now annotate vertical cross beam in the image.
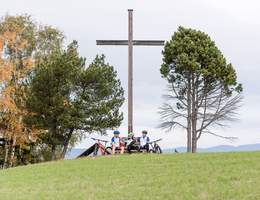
[96,10,164,136]
[128,9,133,134]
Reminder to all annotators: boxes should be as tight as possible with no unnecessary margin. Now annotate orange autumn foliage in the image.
[0,19,40,147]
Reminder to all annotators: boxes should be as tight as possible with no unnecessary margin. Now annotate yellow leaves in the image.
[0,16,35,82]
[0,61,15,82]
[23,58,34,69]
[0,86,16,110]
[0,36,4,51]
[2,31,16,50]
[0,80,40,146]
[19,58,34,78]
[0,103,39,146]
[0,18,39,147]
[1,27,29,51]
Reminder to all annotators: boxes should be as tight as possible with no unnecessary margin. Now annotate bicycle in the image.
[91,138,112,156]
[148,138,162,154]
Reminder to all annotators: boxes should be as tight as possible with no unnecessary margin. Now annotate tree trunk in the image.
[187,76,192,152]
[51,144,56,161]
[17,147,22,165]
[51,123,58,161]
[3,142,9,169]
[9,136,16,167]
[192,137,197,153]
[61,129,74,159]
[191,74,198,153]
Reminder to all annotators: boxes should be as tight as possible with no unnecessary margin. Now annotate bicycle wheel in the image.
[105,147,112,155]
[93,144,99,156]
[155,145,162,154]
[149,149,154,153]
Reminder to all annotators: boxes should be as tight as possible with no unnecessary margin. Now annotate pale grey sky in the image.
[1,0,260,149]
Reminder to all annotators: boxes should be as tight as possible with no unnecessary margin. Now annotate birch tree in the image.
[0,15,39,167]
[0,15,64,167]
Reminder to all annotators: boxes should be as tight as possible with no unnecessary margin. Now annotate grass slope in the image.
[1,152,260,200]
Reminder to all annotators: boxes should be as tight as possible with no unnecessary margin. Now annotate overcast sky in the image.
[1,0,260,149]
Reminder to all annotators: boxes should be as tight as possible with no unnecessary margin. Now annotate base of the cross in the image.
[128,126,133,135]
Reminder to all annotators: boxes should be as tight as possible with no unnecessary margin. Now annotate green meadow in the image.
[1,152,260,200]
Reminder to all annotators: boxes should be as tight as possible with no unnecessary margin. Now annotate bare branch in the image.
[200,129,238,142]
[197,93,243,133]
[167,82,188,107]
[158,121,187,132]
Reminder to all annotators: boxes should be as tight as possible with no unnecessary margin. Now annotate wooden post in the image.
[128,9,133,134]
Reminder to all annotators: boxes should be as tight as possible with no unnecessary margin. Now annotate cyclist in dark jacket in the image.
[126,132,138,153]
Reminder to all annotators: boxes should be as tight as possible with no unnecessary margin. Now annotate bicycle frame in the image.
[148,138,162,153]
[92,138,110,156]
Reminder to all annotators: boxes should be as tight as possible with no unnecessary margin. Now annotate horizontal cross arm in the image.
[133,40,165,46]
[96,40,165,46]
[97,40,128,45]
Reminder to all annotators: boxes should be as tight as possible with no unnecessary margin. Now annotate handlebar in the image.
[147,138,162,144]
[91,137,109,143]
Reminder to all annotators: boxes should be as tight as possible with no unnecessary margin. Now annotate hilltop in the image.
[66,143,260,159]
[1,152,260,200]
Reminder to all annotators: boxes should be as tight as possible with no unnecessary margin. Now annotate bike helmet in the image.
[128,132,134,137]
[113,130,120,135]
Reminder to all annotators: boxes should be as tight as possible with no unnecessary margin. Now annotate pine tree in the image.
[160,27,242,152]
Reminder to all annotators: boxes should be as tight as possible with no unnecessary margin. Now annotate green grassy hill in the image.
[1,152,260,200]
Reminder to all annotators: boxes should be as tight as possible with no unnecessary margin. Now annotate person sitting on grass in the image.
[111,130,125,155]
[139,130,150,152]
[126,132,138,154]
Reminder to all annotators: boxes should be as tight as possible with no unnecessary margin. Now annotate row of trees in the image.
[0,15,124,168]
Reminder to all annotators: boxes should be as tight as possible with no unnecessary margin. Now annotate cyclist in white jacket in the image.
[139,130,150,152]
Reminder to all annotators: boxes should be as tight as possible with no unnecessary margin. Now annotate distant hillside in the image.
[65,149,86,159]
[66,143,260,159]
[164,143,260,153]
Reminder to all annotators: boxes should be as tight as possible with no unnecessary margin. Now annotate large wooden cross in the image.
[97,9,164,134]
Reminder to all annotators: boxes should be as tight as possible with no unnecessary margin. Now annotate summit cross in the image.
[96,9,164,134]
